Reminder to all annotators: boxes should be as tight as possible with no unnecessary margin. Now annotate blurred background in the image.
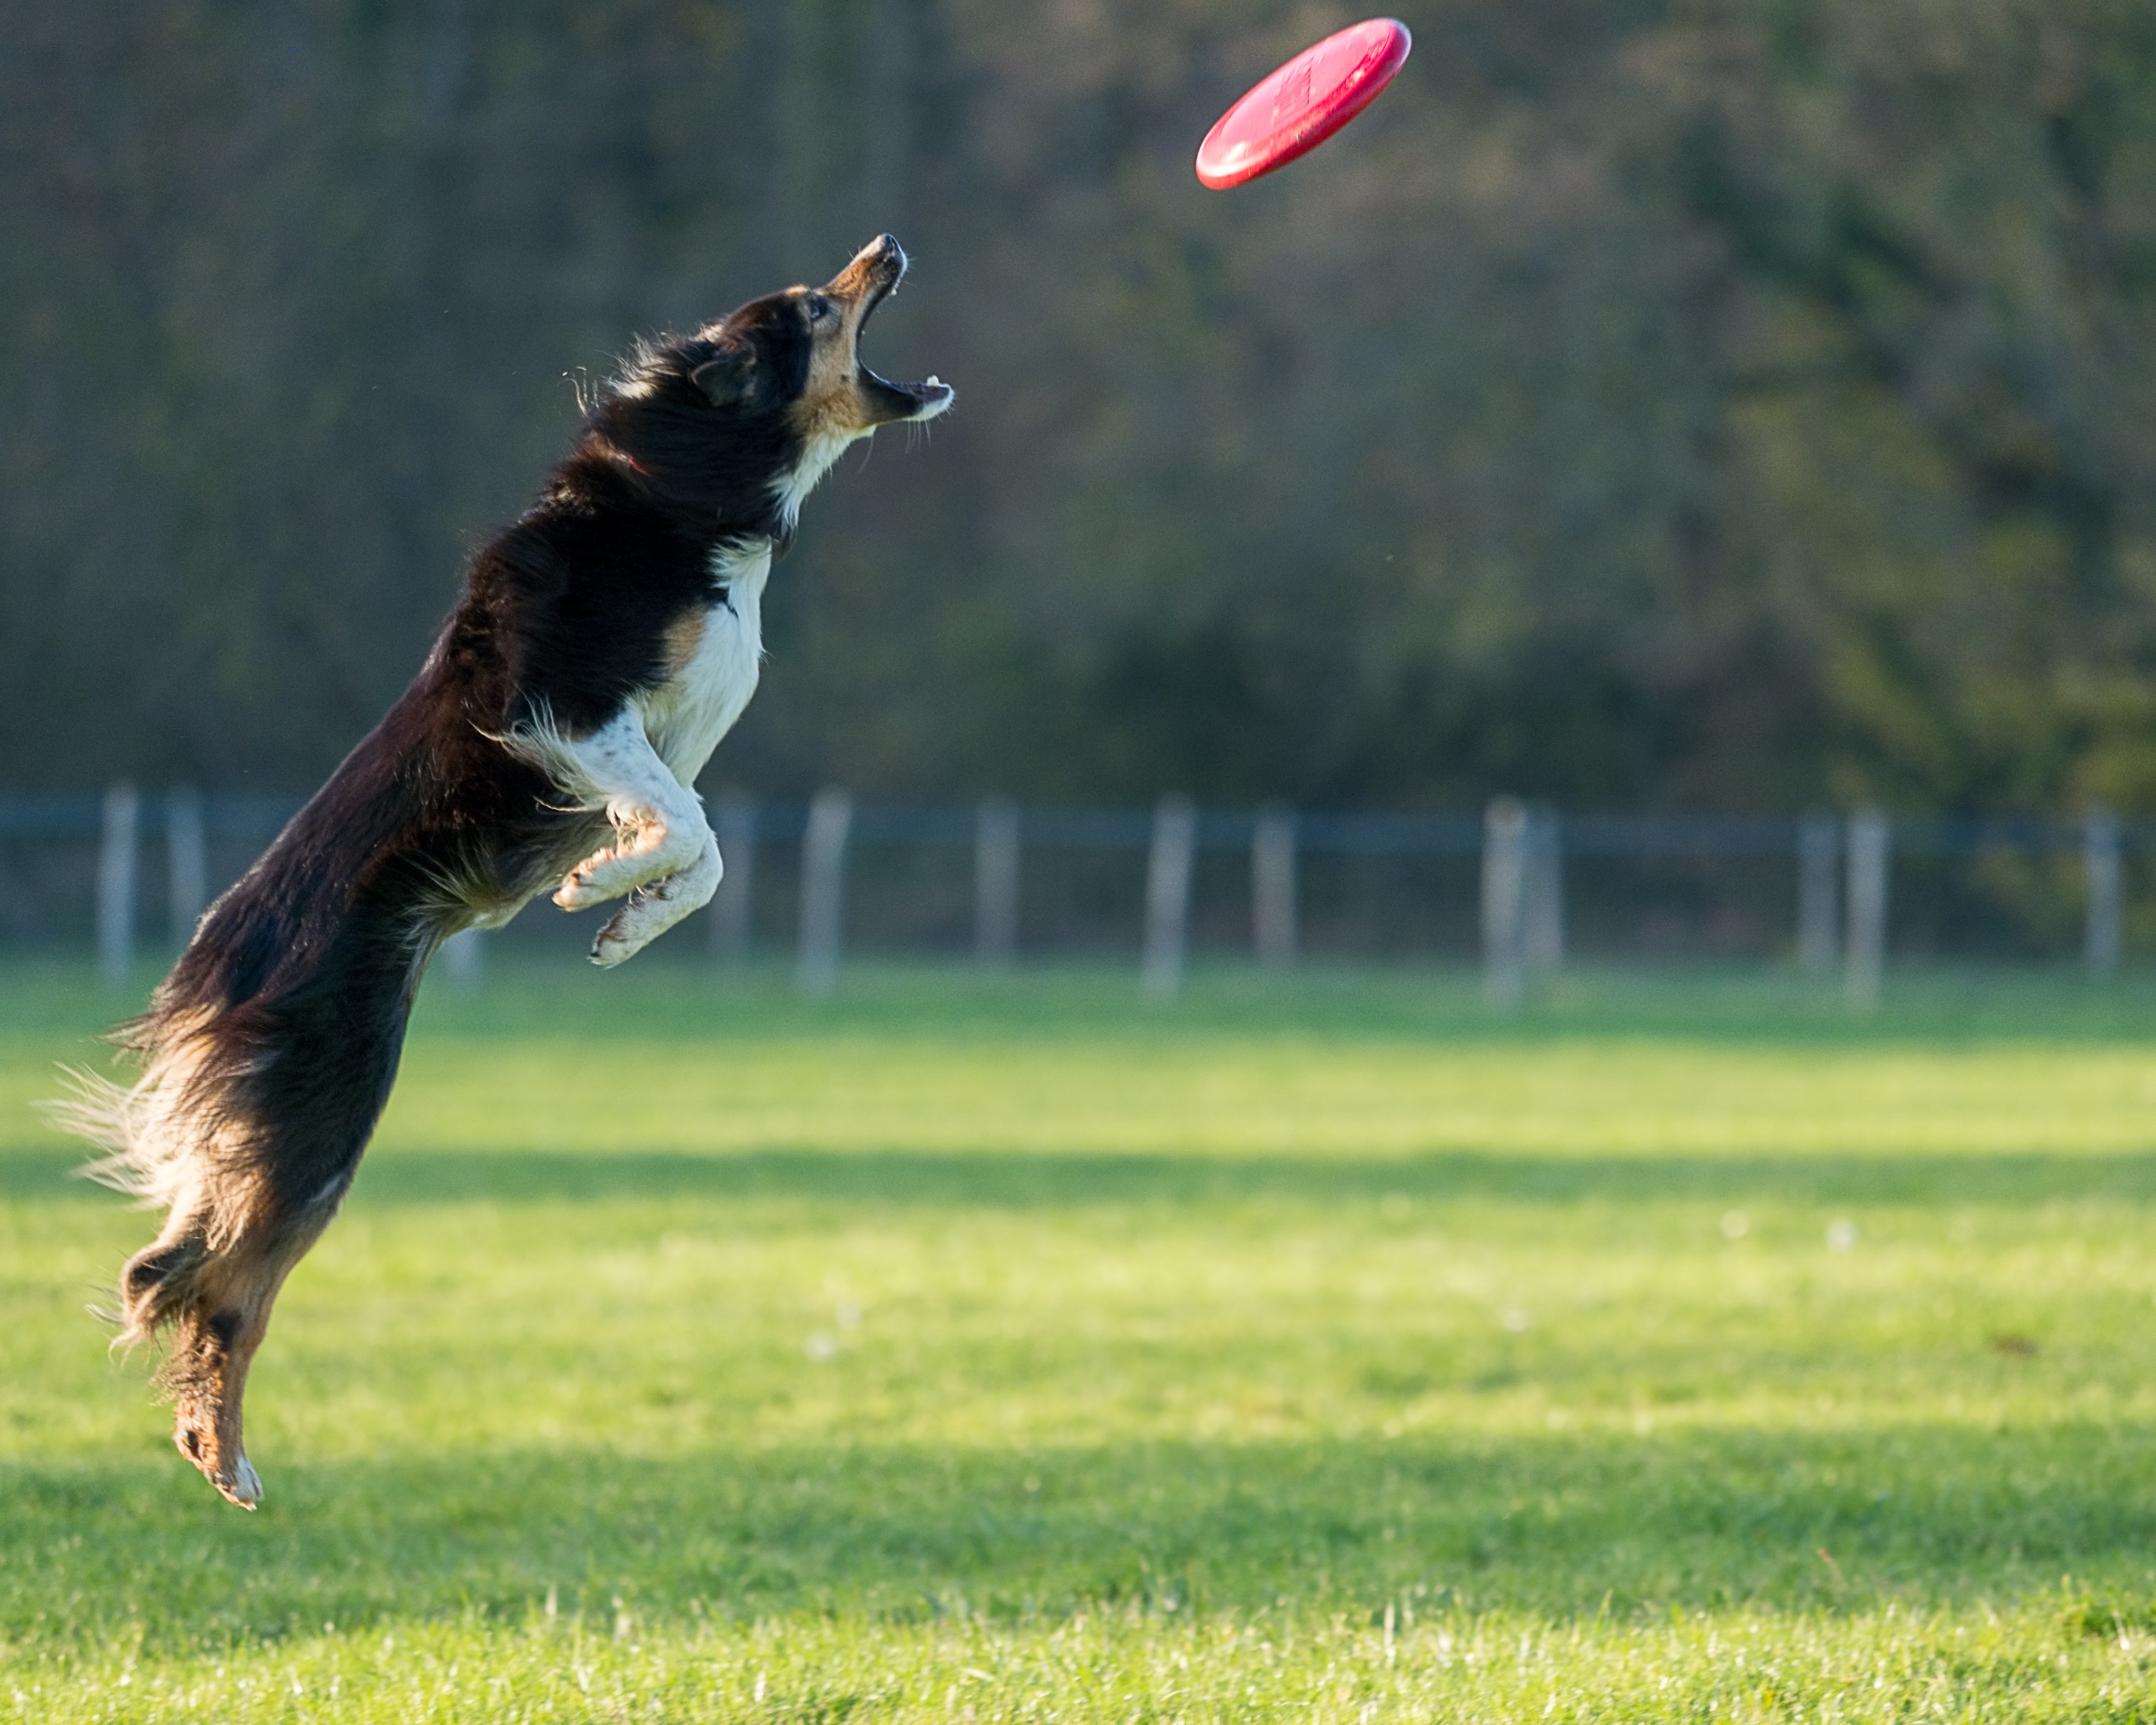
[6,0,2156,967]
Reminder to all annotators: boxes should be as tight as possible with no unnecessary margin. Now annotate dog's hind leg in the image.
[80,912,421,1507]
[121,1196,335,1509]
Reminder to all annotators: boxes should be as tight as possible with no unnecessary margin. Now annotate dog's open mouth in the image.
[856,294,952,418]
[836,236,954,423]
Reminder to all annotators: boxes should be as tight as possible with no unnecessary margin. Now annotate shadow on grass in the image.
[13,957,2156,1048]
[11,1144,2156,1210]
[355,1146,2156,1211]
[5,1422,2153,1653]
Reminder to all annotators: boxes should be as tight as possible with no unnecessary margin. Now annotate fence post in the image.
[1797,812,1839,978]
[1141,794,1196,998]
[1524,805,1564,976]
[1482,796,1528,1012]
[710,793,758,962]
[1844,808,1889,1011]
[797,787,852,995]
[2085,804,2123,975]
[97,782,139,987]
[166,785,207,945]
[974,798,1021,968]
[440,927,485,988]
[1252,805,1297,969]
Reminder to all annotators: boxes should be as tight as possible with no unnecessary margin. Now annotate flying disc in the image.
[1195,18,1411,190]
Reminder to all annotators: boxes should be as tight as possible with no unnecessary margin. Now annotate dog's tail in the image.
[42,1002,265,1345]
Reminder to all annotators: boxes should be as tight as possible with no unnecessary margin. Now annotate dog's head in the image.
[693,235,952,434]
[604,235,952,537]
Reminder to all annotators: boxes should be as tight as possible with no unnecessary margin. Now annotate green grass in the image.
[6,957,2156,1720]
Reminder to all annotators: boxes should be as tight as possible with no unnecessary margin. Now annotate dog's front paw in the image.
[585,853,719,967]
[556,821,688,910]
[590,902,662,967]
[553,865,613,912]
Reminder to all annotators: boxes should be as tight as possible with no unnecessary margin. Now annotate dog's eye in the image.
[807,295,834,326]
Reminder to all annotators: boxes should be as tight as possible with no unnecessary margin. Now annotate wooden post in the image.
[1252,805,1297,969]
[710,793,758,962]
[798,787,852,996]
[2085,804,2123,974]
[165,785,207,946]
[1141,795,1196,999]
[973,798,1020,968]
[96,782,139,987]
[1844,808,1889,1011]
[1482,796,1527,1012]
[1797,812,1839,978]
[440,927,485,989]
[1523,805,1564,976]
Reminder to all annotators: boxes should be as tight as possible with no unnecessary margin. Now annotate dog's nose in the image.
[857,233,906,277]
[825,235,908,301]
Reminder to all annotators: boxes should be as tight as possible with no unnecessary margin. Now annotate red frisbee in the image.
[1195,18,1412,190]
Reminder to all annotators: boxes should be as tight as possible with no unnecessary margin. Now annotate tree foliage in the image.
[4,0,2155,813]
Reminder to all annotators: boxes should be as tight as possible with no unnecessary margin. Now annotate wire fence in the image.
[2,786,2146,1004]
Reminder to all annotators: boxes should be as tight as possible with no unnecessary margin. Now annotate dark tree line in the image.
[5,0,2156,815]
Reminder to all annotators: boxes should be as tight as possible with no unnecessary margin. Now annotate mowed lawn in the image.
[5,959,2156,1721]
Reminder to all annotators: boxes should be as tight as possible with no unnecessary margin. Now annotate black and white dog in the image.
[57,236,951,1508]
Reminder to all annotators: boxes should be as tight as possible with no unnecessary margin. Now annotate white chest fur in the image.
[636,541,772,786]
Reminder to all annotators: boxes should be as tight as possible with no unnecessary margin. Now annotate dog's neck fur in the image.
[773,427,860,534]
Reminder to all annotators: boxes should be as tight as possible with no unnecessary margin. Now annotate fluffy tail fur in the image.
[48,1005,262,1344]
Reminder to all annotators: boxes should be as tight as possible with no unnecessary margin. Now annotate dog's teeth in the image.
[925,375,943,388]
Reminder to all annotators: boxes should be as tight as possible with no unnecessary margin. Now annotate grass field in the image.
[5,958,2156,1721]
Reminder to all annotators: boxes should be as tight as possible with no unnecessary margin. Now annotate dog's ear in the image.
[689,342,758,409]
